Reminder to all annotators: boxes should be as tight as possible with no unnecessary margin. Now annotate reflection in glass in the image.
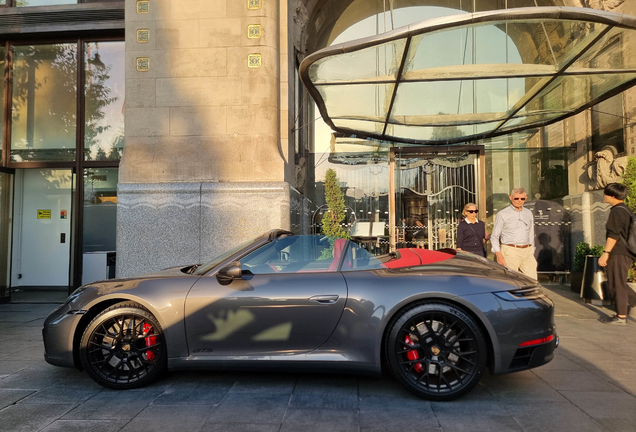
[317,83,395,120]
[11,44,77,162]
[83,168,117,253]
[16,0,76,6]
[408,28,474,71]
[241,235,341,274]
[502,72,636,133]
[341,242,386,271]
[592,94,624,154]
[332,118,387,134]
[0,46,4,161]
[309,40,406,83]
[84,42,125,161]
[390,122,499,141]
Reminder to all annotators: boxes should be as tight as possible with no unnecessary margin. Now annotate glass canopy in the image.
[300,7,636,145]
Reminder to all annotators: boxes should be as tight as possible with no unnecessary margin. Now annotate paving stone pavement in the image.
[1,283,635,432]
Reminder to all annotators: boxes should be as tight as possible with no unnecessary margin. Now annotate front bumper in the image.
[42,303,83,369]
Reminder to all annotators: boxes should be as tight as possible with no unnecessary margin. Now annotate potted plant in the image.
[571,241,591,292]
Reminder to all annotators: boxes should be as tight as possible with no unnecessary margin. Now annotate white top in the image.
[490,204,535,253]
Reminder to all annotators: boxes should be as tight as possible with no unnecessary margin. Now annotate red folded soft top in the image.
[383,248,455,269]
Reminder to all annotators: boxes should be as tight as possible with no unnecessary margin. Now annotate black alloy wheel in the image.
[80,302,167,390]
[386,302,487,401]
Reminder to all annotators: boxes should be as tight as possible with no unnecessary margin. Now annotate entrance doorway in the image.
[10,169,74,302]
[389,146,485,252]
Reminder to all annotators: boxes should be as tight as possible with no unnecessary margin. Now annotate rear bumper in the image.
[508,334,558,371]
[486,290,557,374]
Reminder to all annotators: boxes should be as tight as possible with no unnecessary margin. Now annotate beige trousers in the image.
[501,245,538,280]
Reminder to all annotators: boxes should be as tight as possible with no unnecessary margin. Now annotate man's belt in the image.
[502,244,531,249]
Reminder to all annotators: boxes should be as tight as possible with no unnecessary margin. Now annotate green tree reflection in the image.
[11,43,122,162]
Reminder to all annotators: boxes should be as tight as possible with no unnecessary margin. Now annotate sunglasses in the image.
[466,210,478,213]
[512,197,527,201]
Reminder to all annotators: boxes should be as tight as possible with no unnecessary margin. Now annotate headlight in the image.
[494,285,546,301]
[63,286,87,305]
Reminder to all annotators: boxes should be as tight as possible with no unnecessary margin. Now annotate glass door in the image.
[10,169,73,302]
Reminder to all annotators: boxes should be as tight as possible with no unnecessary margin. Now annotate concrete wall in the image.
[119,0,292,276]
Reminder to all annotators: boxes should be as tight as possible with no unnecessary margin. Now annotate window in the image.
[240,235,344,274]
[84,41,124,161]
[7,40,124,163]
[16,0,76,6]
[341,242,386,271]
[11,44,77,162]
[83,168,118,253]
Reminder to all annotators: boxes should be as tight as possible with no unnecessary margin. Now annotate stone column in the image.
[119,0,290,276]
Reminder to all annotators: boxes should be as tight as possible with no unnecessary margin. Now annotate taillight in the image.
[519,335,554,347]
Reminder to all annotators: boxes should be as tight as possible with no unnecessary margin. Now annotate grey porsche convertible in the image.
[43,229,557,401]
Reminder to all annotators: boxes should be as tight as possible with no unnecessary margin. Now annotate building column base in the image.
[116,181,290,277]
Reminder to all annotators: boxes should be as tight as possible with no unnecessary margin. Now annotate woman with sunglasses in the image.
[456,203,489,257]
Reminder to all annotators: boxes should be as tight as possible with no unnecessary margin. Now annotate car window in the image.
[340,242,387,271]
[194,237,259,275]
[240,235,346,274]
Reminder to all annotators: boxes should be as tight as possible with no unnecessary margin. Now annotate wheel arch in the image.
[379,294,500,374]
[71,297,153,369]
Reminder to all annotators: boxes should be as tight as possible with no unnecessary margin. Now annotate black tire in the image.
[385,302,487,401]
[80,302,167,390]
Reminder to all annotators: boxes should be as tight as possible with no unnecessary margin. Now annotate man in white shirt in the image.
[490,187,537,280]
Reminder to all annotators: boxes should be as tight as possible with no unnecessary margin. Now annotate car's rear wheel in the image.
[79,302,167,389]
[385,302,487,401]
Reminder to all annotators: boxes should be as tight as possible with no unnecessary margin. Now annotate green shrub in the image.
[621,157,636,281]
[573,242,591,271]
[321,168,349,240]
[590,245,605,257]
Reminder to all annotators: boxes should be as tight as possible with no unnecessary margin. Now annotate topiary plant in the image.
[321,168,349,240]
[590,244,605,257]
[319,168,350,260]
[573,241,591,272]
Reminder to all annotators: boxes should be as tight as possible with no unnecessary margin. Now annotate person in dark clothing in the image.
[598,183,636,325]
[456,203,489,257]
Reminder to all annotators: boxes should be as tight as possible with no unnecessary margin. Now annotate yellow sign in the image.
[37,210,51,219]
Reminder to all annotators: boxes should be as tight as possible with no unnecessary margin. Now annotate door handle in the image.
[309,295,339,304]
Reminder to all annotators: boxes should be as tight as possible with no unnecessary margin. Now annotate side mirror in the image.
[216,262,242,285]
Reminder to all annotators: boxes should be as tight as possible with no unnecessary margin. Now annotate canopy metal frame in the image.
[299,7,636,145]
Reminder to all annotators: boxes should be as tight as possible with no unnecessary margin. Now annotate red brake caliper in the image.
[405,335,423,373]
[143,323,157,361]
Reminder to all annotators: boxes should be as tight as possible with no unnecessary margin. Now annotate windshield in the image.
[194,237,261,275]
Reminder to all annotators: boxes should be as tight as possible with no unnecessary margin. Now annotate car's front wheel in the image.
[80,302,167,389]
[385,302,487,401]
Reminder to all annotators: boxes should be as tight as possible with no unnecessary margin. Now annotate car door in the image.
[184,235,348,356]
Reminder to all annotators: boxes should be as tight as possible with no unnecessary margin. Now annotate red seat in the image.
[328,239,347,271]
